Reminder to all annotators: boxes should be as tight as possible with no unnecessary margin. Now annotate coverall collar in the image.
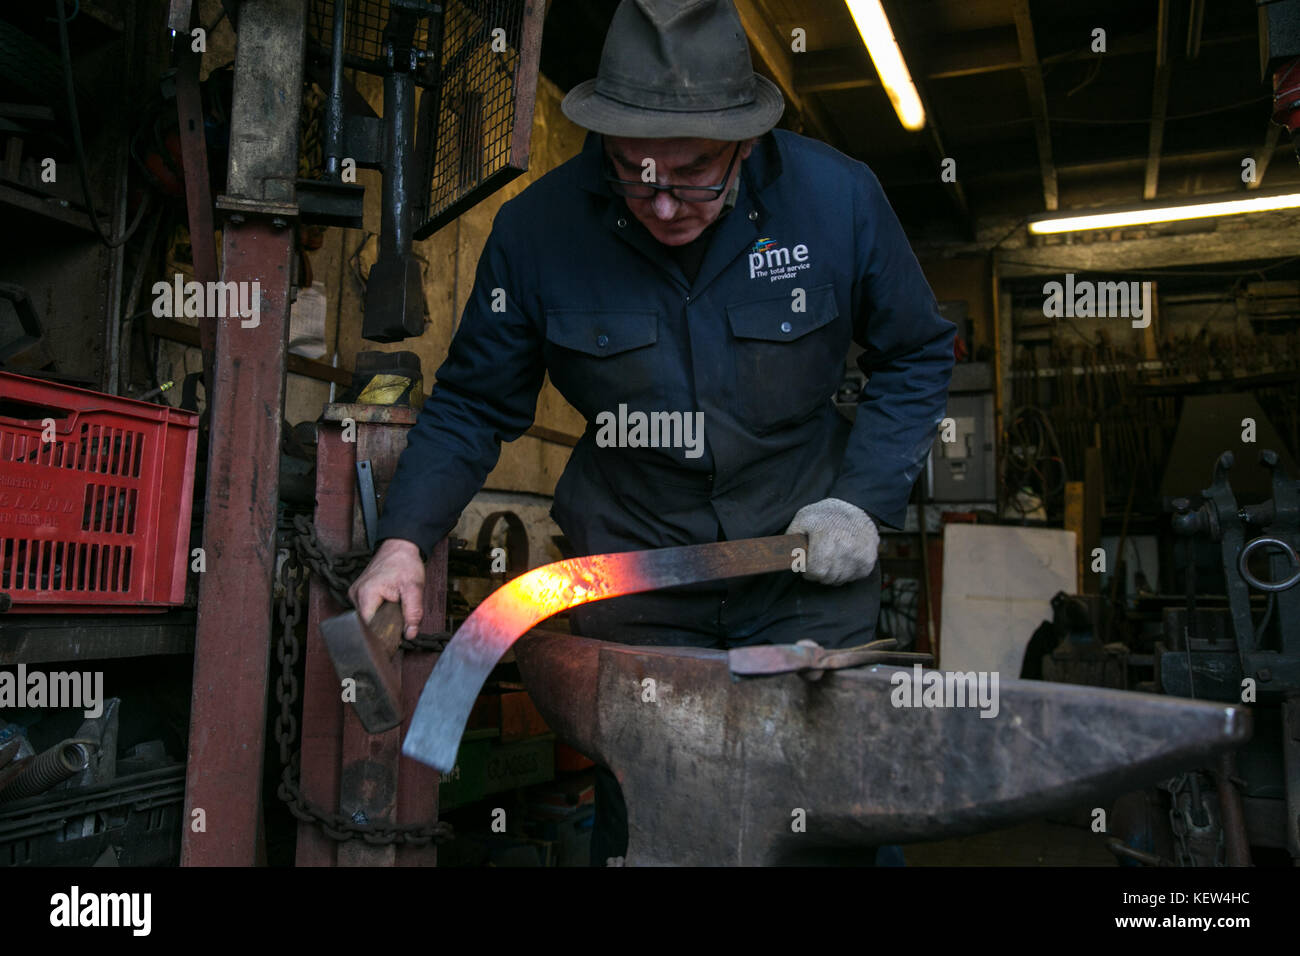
[579,131,784,293]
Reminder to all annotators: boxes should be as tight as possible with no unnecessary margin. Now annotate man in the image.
[351,0,956,864]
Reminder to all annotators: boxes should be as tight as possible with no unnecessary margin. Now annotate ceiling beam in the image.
[991,210,1300,277]
[874,0,973,237]
[792,29,1256,96]
[794,29,1021,93]
[1144,0,1172,200]
[877,142,1295,189]
[1041,28,1252,66]
[1186,0,1205,59]
[733,0,842,148]
[915,87,973,236]
[1249,120,1284,190]
[1011,0,1058,211]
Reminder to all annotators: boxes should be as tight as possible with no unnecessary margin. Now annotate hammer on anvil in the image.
[513,631,1252,866]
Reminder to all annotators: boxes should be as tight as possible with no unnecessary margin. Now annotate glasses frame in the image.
[602,141,742,203]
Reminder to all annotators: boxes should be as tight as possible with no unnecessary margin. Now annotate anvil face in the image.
[514,632,1251,866]
[402,535,804,771]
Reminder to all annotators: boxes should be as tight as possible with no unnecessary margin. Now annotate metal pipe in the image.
[380,69,415,257]
[1215,751,1252,866]
[1105,837,1170,867]
[325,0,347,176]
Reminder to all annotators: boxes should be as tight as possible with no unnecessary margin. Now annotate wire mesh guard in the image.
[307,0,538,238]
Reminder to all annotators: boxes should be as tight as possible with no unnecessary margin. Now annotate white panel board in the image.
[939,524,1077,675]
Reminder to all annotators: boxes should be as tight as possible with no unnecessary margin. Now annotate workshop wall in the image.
[920,255,993,357]
[315,70,587,500]
[155,3,587,502]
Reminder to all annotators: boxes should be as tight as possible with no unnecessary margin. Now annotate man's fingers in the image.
[400,587,424,639]
[356,585,384,622]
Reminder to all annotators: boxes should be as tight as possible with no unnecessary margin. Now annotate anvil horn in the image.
[515,632,1251,866]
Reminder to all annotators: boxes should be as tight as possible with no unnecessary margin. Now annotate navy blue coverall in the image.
[375,128,956,861]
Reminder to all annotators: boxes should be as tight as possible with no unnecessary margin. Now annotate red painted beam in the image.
[181,220,292,866]
[299,407,446,865]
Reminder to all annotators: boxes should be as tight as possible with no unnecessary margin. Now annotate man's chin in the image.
[646,224,704,246]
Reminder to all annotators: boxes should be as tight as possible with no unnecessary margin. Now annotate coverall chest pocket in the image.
[726,284,845,434]
[543,308,664,418]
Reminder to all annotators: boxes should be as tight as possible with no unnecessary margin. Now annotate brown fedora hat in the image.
[561,0,785,140]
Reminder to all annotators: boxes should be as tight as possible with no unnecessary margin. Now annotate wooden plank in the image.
[0,613,195,664]
[793,31,1023,93]
[733,0,841,146]
[146,315,354,386]
[1065,481,1084,594]
[1141,281,1160,361]
[1143,63,1170,200]
[1249,121,1283,190]
[1144,3,1172,200]
[1011,0,1058,211]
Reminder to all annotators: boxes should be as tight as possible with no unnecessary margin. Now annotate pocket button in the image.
[596,334,609,348]
[780,321,792,333]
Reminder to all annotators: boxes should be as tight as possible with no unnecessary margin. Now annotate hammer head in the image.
[319,601,404,733]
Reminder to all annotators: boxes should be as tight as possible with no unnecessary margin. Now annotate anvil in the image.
[513,631,1251,866]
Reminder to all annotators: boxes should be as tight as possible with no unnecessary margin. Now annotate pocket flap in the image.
[726,285,838,342]
[545,309,659,357]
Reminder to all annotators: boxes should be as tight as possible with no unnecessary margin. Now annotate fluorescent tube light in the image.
[845,0,926,131]
[1028,191,1300,234]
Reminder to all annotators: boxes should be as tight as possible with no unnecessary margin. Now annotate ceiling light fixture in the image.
[844,0,926,131]
[1028,189,1300,234]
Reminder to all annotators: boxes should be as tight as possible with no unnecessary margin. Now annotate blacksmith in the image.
[351,0,956,865]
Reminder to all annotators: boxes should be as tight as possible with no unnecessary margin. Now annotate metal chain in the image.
[272,520,454,846]
[1164,773,1224,867]
[291,513,369,608]
[290,513,452,651]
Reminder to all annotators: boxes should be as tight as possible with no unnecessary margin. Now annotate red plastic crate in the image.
[0,371,199,612]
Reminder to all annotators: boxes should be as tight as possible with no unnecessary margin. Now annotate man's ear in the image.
[739,137,758,160]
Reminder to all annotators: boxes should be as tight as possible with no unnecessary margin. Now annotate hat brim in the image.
[560,74,785,140]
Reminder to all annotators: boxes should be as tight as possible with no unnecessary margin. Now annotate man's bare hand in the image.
[348,538,426,639]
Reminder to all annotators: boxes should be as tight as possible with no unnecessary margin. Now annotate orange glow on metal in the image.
[475,557,652,640]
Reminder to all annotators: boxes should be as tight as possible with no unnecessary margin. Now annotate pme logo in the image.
[747,238,811,282]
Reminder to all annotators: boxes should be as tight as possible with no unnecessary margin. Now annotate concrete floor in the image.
[901,817,1117,866]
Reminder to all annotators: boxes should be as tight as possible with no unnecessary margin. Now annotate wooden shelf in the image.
[0,609,196,665]
[0,181,96,236]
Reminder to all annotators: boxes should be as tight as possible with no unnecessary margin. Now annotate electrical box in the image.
[928,362,996,503]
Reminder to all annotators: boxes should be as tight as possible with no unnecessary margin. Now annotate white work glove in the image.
[784,497,880,586]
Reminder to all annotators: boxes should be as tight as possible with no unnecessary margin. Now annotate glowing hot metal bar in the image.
[402,534,806,771]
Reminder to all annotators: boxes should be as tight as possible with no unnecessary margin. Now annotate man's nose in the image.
[650,190,680,220]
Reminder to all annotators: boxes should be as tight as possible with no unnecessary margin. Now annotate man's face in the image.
[603,136,755,246]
